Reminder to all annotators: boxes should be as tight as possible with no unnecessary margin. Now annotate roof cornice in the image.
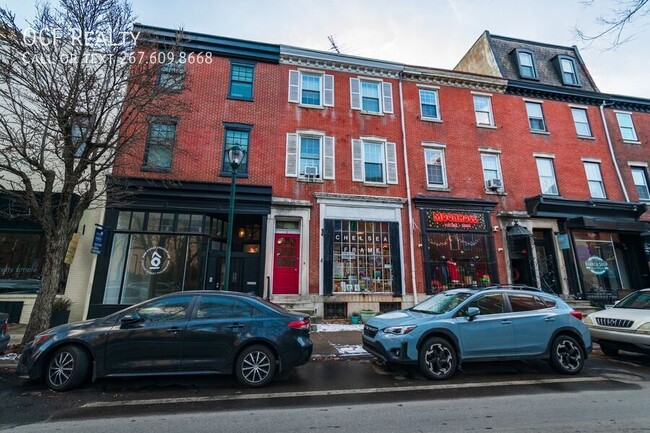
[403,67,507,93]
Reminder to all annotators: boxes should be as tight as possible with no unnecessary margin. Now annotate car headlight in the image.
[636,323,650,335]
[583,315,593,325]
[383,325,417,335]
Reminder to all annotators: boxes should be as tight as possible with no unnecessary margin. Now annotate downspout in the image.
[398,73,418,304]
[599,100,630,202]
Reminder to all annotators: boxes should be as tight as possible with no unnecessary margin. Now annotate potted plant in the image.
[360,309,376,324]
[350,311,361,324]
[50,296,73,327]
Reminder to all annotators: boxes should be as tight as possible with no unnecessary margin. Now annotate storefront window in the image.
[103,211,209,304]
[573,231,622,293]
[0,232,45,293]
[426,233,493,291]
[332,220,393,293]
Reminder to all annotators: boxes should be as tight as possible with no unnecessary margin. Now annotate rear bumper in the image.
[281,336,313,369]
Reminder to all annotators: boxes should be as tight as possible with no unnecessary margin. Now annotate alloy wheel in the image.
[423,343,453,377]
[555,339,582,372]
[48,351,74,387]
[241,350,272,384]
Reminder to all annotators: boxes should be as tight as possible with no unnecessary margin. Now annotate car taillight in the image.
[288,318,310,330]
[1,322,7,332]
[570,310,583,321]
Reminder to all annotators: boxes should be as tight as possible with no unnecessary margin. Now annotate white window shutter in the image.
[323,74,334,107]
[350,78,361,110]
[323,136,335,179]
[385,142,398,184]
[288,70,300,103]
[285,133,298,177]
[382,82,394,114]
[351,139,363,182]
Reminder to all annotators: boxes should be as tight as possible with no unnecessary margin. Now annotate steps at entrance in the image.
[566,299,602,317]
[271,295,317,317]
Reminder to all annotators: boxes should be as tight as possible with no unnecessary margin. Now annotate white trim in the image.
[568,103,590,109]
[533,152,555,159]
[522,97,544,103]
[360,135,387,142]
[471,91,494,97]
[628,161,649,167]
[580,157,602,163]
[416,84,440,90]
[421,141,446,149]
[478,147,502,154]
[613,110,633,115]
[296,128,325,136]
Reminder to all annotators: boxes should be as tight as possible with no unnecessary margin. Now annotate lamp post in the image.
[223,145,246,291]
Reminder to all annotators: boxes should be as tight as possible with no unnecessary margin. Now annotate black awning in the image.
[525,195,646,220]
[566,217,649,233]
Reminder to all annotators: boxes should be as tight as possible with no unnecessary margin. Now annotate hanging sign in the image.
[90,225,105,254]
[585,256,608,275]
[425,210,487,232]
[556,233,570,250]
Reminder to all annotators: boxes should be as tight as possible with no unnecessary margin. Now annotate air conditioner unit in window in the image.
[303,165,319,179]
[486,178,503,191]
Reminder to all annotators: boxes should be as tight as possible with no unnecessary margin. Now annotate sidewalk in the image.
[0,322,369,369]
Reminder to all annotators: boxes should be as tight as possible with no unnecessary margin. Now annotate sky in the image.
[5,0,650,98]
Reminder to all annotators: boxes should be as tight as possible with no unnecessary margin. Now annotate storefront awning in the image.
[566,217,649,232]
[525,195,647,220]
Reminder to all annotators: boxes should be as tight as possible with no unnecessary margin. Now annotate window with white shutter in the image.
[351,138,363,181]
[288,70,334,108]
[286,132,335,180]
[285,133,298,177]
[351,138,398,185]
[385,142,398,184]
[323,136,335,179]
[350,78,394,114]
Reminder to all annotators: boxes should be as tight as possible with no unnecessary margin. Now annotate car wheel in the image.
[44,345,89,392]
[549,335,584,375]
[418,337,457,380]
[235,345,276,387]
[599,342,619,357]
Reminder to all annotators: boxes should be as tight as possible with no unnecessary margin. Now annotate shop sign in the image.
[142,246,171,275]
[90,225,105,254]
[425,210,487,232]
[585,256,608,275]
[556,233,570,250]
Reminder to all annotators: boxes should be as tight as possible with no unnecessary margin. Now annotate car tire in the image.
[549,335,584,375]
[235,345,276,387]
[44,345,90,392]
[418,337,457,380]
[599,342,619,357]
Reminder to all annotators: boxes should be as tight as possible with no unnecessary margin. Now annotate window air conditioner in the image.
[486,178,503,190]
[303,166,319,177]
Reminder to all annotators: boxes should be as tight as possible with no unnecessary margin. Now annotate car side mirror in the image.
[120,312,143,327]
[466,307,480,321]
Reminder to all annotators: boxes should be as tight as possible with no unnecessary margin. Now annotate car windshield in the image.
[411,291,473,314]
[614,291,650,309]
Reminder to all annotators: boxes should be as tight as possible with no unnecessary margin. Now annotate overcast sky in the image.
[6,0,650,98]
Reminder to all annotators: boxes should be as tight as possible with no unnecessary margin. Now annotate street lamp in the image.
[223,145,246,291]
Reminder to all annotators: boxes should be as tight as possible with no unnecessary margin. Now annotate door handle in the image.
[166,327,182,333]
[544,317,555,322]
[501,320,512,325]
[227,324,245,329]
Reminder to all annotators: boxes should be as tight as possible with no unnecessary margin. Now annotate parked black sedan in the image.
[17,291,313,391]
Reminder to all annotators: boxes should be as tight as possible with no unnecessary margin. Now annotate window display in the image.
[0,232,45,293]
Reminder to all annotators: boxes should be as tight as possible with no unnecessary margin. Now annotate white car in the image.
[584,288,650,356]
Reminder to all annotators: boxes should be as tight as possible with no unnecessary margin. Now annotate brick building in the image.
[85,25,649,319]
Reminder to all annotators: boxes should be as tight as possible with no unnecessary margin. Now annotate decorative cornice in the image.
[313,192,407,204]
[280,54,401,79]
[402,67,507,93]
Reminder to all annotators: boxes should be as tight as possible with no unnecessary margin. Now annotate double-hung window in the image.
[525,102,547,132]
[158,59,185,91]
[631,167,650,200]
[558,56,579,86]
[419,88,440,120]
[288,70,334,107]
[584,162,606,198]
[571,107,592,137]
[350,78,393,114]
[424,147,447,188]
[535,158,559,195]
[285,132,335,180]
[473,94,494,126]
[221,123,251,176]
[351,138,398,184]
[143,118,177,170]
[229,61,254,100]
[481,153,503,190]
[516,50,537,79]
[615,112,638,142]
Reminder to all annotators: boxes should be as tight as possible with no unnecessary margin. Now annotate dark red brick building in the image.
[87,25,649,318]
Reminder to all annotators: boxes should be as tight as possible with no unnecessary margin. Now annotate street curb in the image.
[311,354,373,361]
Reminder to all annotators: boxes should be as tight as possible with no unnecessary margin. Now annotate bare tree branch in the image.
[575,0,649,49]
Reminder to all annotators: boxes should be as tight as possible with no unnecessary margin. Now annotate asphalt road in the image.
[1,349,649,432]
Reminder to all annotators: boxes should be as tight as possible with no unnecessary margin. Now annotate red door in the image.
[273,234,300,294]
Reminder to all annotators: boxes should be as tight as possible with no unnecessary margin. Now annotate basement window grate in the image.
[379,302,401,313]
[324,302,347,319]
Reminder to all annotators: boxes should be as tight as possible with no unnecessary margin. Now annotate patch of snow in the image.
[315,323,364,332]
[332,344,368,356]
[0,353,19,361]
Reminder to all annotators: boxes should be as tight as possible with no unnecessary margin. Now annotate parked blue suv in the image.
[362,287,591,380]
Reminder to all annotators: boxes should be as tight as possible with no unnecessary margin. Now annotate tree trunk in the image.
[21,229,69,345]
